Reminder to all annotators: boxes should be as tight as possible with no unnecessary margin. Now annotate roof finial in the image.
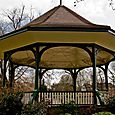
[60,0,62,6]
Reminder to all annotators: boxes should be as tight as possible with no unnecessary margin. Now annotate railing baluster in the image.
[56,92,57,104]
[63,92,65,104]
[59,92,61,104]
[74,92,76,103]
[82,92,84,104]
[87,92,89,104]
[51,92,52,105]
[78,93,80,104]
[65,92,66,104]
[76,92,78,104]
[64,92,65,104]
[89,92,90,104]
[57,92,58,104]
[89,92,91,104]
[55,92,57,104]
[79,92,81,104]
[73,92,74,101]
[70,92,71,102]
[54,92,55,104]
[38,92,39,102]
[49,92,51,104]
[85,92,87,104]
[91,92,93,104]
[67,92,68,103]
[80,92,82,104]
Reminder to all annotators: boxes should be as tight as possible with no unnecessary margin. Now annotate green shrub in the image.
[93,112,114,115]
[22,100,49,115]
[60,113,71,115]
[59,101,78,115]
[107,96,115,114]
[0,92,23,115]
[0,89,50,115]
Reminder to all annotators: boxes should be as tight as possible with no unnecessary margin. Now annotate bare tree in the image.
[0,21,5,35]
[109,61,115,85]
[0,20,10,35]
[74,0,115,11]
[109,0,115,10]
[2,5,27,30]
[26,5,35,22]
[0,5,36,90]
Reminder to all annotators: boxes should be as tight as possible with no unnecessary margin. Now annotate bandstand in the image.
[0,2,115,106]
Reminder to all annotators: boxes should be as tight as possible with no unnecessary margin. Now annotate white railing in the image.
[22,92,33,104]
[22,91,93,105]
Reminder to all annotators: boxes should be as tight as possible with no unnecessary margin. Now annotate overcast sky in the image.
[0,0,115,29]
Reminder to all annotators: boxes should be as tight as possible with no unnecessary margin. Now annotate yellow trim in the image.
[0,31,115,59]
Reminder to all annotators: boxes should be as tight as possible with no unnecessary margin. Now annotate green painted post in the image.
[39,69,42,92]
[105,64,109,90]
[3,53,7,87]
[73,69,77,92]
[9,61,15,88]
[92,46,97,105]
[35,47,40,90]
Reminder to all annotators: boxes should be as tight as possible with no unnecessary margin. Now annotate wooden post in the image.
[73,75,77,92]
[92,46,97,105]
[72,69,77,103]
[3,53,7,87]
[39,69,42,92]
[9,61,15,88]
[105,64,109,90]
[34,46,41,102]
[35,47,40,90]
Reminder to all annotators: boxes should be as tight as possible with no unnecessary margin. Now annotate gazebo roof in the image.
[0,5,115,69]
[24,5,109,29]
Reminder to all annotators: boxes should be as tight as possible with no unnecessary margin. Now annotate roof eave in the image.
[0,25,113,41]
[27,26,111,32]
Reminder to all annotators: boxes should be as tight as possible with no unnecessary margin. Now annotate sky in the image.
[0,0,115,29]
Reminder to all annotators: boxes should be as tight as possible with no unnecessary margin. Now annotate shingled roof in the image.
[25,5,109,29]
